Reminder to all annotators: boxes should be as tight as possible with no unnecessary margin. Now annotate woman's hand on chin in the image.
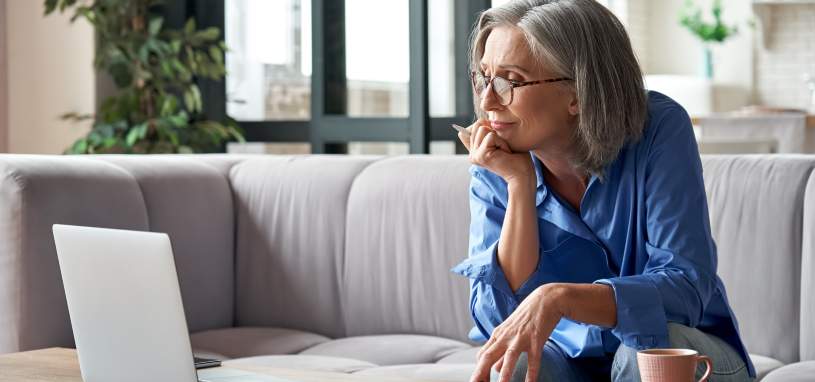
[459,120,535,187]
[469,283,566,382]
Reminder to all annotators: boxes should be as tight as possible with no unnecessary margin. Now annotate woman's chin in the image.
[496,130,513,143]
[496,131,533,153]
[505,141,529,154]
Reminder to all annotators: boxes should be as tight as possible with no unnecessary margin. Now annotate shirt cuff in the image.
[594,276,670,350]
[513,255,544,300]
[451,241,515,301]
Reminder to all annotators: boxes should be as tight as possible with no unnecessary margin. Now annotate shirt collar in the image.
[529,152,547,206]
[530,151,606,204]
[530,151,544,190]
[529,151,604,244]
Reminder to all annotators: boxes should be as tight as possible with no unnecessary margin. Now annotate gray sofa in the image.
[0,153,813,381]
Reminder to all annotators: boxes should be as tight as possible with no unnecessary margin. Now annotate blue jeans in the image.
[502,323,752,382]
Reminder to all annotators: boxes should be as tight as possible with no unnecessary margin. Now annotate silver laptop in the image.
[53,224,292,382]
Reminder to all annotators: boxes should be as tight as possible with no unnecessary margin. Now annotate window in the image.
[429,0,456,117]
[197,0,490,154]
[225,0,311,121]
[345,0,409,118]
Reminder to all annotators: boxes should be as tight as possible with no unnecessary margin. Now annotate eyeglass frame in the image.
[470,71,573,106]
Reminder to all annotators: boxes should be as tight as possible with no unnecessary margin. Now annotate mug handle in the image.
[696,355,713,382]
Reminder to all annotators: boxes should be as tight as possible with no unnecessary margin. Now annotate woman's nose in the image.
[479,82,505,112]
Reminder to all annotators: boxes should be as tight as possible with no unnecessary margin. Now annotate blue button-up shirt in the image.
[451,91,755,377]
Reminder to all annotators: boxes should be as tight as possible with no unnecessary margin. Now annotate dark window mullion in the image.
[408,0,430,154]
[310,0,325,152]
[242,121,310,142]
[193,0,226,124]
[320,117,409,142]
[311,0,350,153]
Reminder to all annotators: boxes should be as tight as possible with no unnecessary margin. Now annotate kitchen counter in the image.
[691,114,815,128]
[691,112,815,153]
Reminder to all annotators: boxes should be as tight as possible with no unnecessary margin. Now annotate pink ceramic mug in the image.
[637,349,713,382]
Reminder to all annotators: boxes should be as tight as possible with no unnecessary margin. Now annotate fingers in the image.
[479,131,502,159]
[498,345,522,382]
[473,124,491,150]
[469,124,478,151]
[493,355,504,374]
[469,122,478,151]
[466,118,488,140]
[457,131,470,151]
[524,346,542,382]
[470,343,505,382]
[477,338,494,359]
[492,133,512,153]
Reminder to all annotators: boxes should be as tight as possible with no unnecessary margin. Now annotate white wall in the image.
[0,0,7,153]
[4,0,95,154]
[754,4,815,110]
[644,0,755,111]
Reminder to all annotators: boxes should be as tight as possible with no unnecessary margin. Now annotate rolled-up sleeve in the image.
[451,167,521,341]
[595,106,718,350]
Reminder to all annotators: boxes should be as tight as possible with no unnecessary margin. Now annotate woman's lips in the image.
[490,121,516,131]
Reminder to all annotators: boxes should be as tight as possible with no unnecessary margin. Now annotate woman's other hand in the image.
[469,284,566,382]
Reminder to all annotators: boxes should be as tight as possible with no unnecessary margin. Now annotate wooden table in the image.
[0,348,444,382]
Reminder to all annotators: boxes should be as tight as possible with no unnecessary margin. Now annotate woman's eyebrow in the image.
[478,62,530,74]
[499,64,529,73]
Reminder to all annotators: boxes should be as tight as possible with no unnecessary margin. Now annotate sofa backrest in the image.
[701,155,815,364]
[0,156,149,353]
[0,155,238,353]
[341,156,473,342]
[95,156,237,333]
[229,156,378,339]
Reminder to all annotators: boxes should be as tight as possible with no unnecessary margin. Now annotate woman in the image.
[450,1,755,381]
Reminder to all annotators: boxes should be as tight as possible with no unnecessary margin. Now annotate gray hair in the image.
[470,0,647,176]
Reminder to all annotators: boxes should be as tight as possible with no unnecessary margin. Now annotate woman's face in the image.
[478,26,578,153]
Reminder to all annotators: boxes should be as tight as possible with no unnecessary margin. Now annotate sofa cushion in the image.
[190,327,330,359]
[230,156,378,338]
[225,355,376,373]
[749,354,785,381]
[99,156,236,333]
[436,346,479,364]
[353,364,475,381]
[299,335,471,366]
[342,156,474,342]
[702,155,815,363]
[762,361,815,382]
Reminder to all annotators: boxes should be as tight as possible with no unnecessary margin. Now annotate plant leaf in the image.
[44,0,59,15]
[184,18,196,35]
[197,27,220,41]
[149,17,164,36]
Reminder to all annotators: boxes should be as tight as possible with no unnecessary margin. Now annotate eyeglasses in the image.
[471,71,572,106]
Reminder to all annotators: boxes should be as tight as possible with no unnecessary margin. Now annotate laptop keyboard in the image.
[194,356,221,369]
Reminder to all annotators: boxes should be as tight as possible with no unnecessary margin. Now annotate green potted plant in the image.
[679,0,739,79]
[45,0,244,154]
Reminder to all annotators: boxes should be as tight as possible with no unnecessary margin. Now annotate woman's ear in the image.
[567,92,579,116]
